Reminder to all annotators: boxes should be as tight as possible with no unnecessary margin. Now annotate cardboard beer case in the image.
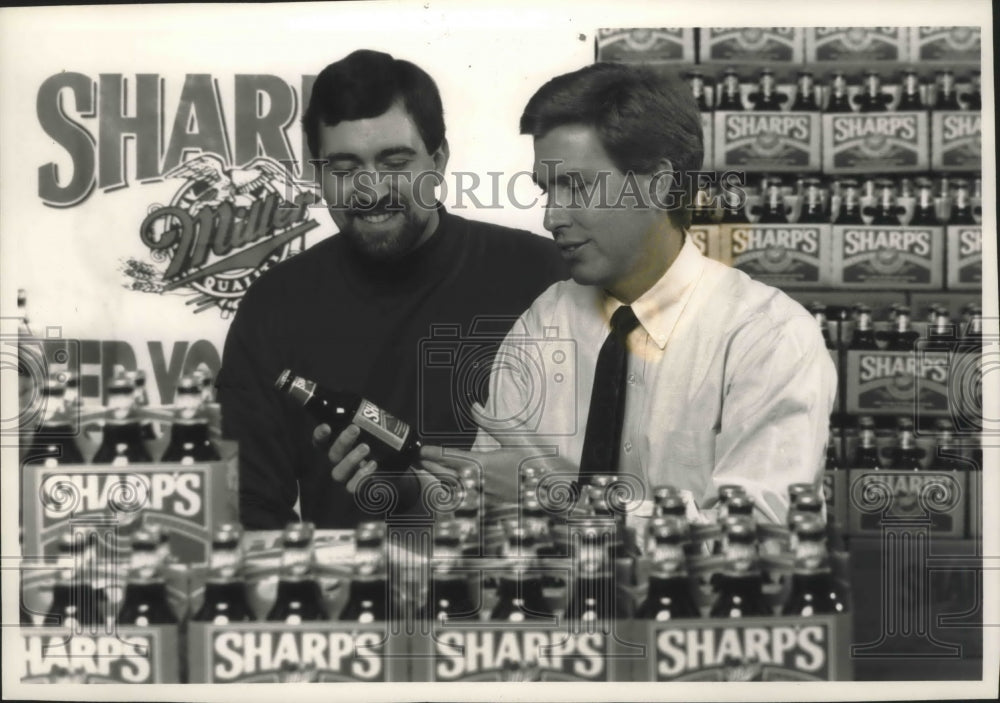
[21,438,240,566]
[946,225,982,290]
[822,112,929,174]
[698,28,804,64]
[701,111,714,170]
[18,626,180,683]
[624,614,853,681]
[910,26,982,66]
[714,112,821,173]
[931,111,982,171]
[845,349,952,418]
[805,27,910,63]
[688,224,722,263]
[721,223,831,288]
[595,28,696,63]
[847,469,967,537]
[832,225,943,289]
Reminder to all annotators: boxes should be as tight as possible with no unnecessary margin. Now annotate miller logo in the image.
[127,154,320,318]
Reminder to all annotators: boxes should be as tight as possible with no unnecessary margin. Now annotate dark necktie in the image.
[579,305,641,483]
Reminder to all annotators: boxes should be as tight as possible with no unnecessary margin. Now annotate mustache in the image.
[345,196,407,217]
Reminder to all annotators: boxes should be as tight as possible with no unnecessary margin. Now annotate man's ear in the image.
[649,157,676,208]
[432,138,450,176]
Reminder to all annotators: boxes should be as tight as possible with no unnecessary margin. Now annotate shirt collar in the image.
[601,235,706,349]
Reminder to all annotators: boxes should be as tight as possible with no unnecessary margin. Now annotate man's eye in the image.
[383,159,411,170]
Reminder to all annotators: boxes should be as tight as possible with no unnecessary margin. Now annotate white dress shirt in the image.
[472,236,837,525]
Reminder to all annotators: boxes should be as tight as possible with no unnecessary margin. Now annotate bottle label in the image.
[353,399,410,452]
[715,113,820,172]
[845,350,951,416]
[433,628,607,681]
[595,28,694,63]
[701,28,803,63]
[19,626,178,683]
[723,224,829,286]
[807,27,907,62]
[833,225,942,288]
[946,226,982,288]
[822,113,928,173]
[648,615,844,681]
[932,112,981,171]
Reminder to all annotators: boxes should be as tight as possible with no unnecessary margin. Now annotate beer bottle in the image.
[788,483,819,506]
[782,516,847,616]
[24,376,85,465]
[881,305,920,351]
[825,438,840,472]
[709,520,769,618]
[566,521,630,624]
[849,304,878,350]
[825,71,853,113]
[791,70,819,111]
[910,178,940,225]
[897,69,925,111]
[864,179,904,226]
[933,69,961,110]
[688,70,711,112]
[338,522,385,622]
[192,524,255,623]
[810,302,834,350]
[749,69,787,111]
[754,176,788,223]
[63,371,80,412]
[724,494,755,519]
[276,370,421,471]
[161,376,221,463]
[430,521,477,623]
[948,179,976,225]
[963,305,983,344]
[892,418,923,471]
[853,417,883,469]
[928,420,966,472]
[126,370,156,440]
[46,530,107,628]
[797,179,828,224]
[491,527,551,621]
[961,70,981,110]
[716,68,744,111]
[690,185,716,225]
[117,528,178,625]
[854,71,891,112]
[454,492,481,550]
[652,485,683,515]
[268,522,328,622]
[92,374,152,464]
[834,179,864,225]
[719,185,749,223]
[928,309,956,339]
[636,517,700,620]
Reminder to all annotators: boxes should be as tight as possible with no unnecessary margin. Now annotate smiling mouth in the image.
[558,241,588,255]
[353,210,400,225]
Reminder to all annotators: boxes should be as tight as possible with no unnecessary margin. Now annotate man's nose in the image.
[350,170,391,208]
[543,194,572,232]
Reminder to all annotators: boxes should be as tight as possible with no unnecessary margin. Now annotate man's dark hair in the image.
[520,63,703,228]
[303,50,446,159]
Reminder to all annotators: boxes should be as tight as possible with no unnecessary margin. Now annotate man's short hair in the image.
[303,50,446,159]
[520,63,703,228]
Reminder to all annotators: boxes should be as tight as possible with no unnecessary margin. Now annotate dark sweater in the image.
[216,207,567,529]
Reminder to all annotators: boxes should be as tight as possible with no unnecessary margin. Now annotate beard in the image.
[333,195,433,262]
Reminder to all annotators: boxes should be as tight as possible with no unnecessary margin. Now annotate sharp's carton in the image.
[832,225,943,289]
[722,223,831,288]
[714,112,821,172]
[911,27,981,65]
[931,112,982,171]
[699,28,804,64]
[823,112,929,174]
[596,28,696,63]
[946,225,982,290]
[806,27,910,62]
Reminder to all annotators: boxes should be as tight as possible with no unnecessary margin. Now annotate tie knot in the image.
[610,305,640,339]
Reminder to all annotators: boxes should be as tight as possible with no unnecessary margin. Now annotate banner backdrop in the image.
[1,3,600,407]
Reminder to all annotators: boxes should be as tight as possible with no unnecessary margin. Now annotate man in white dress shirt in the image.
[420,63,836,525]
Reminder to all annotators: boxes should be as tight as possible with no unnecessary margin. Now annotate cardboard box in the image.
[845,350,951,418]
[701,111,714,170]
[847,469,967,537]
[931,112,982,171]
[722,223,831,288]
[596,28,696,63]
[625,615,853,681]
[21,442,239,566]
[823,112,929,173]
[714,112,820,172]
[806,27,910,62]
[832,225,944,289]
[688,224,722,263]
[946,225,982,290]
[699,28,804,64]
[187,621,407,682]
[18,626,180,683]
[911,26,982,64]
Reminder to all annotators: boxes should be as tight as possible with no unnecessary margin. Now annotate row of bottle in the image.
[687,67,981,113]
[691,173,982,226]
[811,301,983,350]
[24,369,221,466]
[827,416,982,473]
